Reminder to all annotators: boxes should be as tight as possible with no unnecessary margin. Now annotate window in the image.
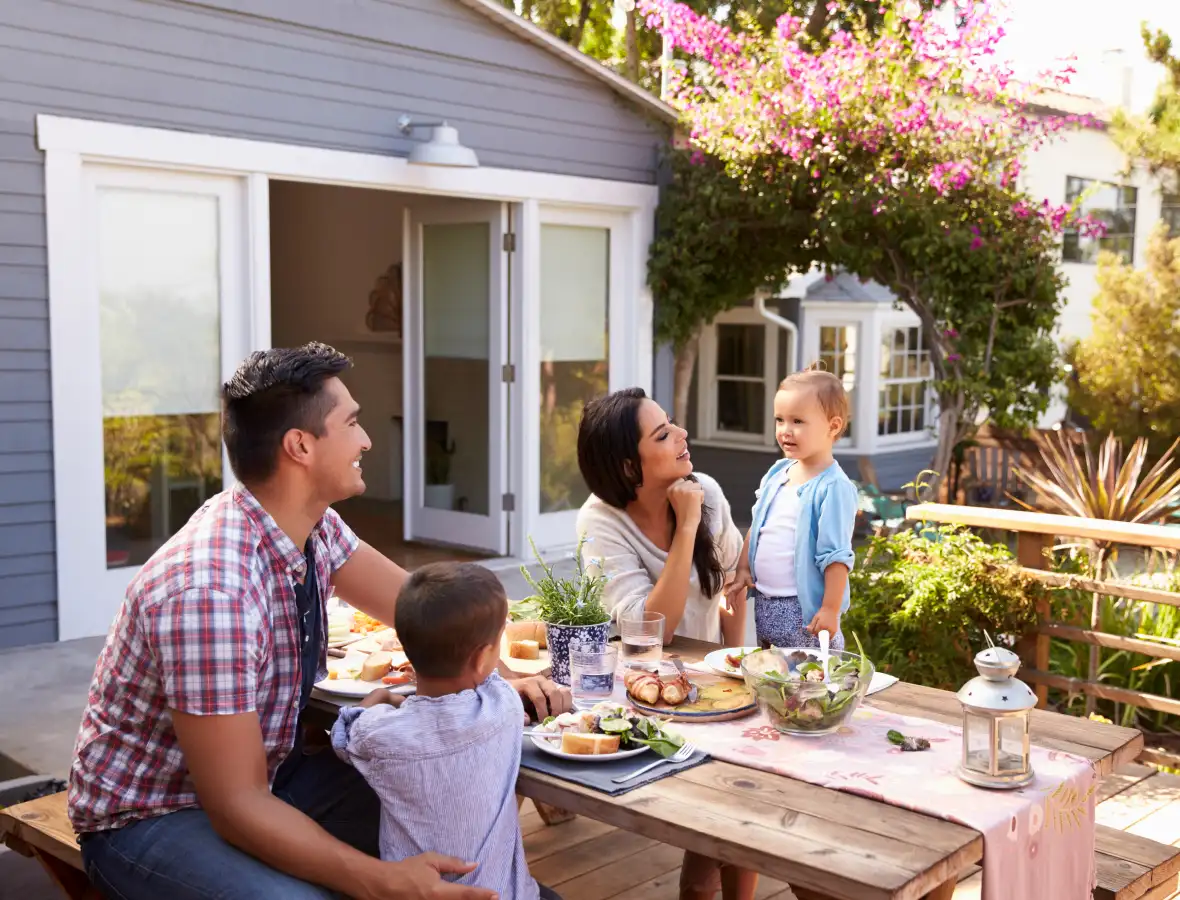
[818,325,857,441]
[1162,192,1180,238]
[878,326,932,437]
[1062,177,1137,264]
[715,323,766,435]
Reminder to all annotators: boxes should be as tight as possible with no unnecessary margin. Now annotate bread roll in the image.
[560,732,620,755]
[360,650,394,682]
[505,620,547,649]
[508,639,540,660]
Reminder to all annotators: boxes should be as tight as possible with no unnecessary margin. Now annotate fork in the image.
[611,743,696,783]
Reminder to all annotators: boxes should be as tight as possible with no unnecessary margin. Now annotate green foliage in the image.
[649,149,822,348]
[1044,552,1180,732]
[1111,24,1180,191]
[1068,224,1180,456]
[520,534,611,626]
[844,525,1046,690]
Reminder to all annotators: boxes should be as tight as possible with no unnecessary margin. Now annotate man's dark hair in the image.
[221,342,352,484]
[394,563,508,679]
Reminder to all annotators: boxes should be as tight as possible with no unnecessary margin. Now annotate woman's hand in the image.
[667,478,704,533]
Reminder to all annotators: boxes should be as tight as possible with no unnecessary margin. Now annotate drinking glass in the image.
[569,645,619,709]
[619,611,665,665]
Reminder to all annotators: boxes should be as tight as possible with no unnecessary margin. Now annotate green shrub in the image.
[845,525,1047,690]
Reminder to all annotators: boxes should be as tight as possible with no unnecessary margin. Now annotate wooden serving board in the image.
[627,673,758,722]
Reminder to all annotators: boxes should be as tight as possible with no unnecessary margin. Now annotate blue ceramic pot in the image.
[545,620,610,686]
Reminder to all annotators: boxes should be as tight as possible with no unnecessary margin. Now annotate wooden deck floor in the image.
[521,765,1180,900]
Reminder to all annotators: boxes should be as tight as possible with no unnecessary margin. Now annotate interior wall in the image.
[269,182,493,515]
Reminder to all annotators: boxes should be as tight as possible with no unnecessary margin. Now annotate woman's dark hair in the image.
[577,387,726,597]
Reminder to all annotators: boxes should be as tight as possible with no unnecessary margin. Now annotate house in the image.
[0,0,676,649]
[686,89,1171,515]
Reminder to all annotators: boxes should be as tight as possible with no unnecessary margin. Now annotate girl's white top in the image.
[752,474,801,597]
[575,472,743,643]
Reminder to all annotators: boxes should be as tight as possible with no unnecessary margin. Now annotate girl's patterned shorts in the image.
[752,590,845,651]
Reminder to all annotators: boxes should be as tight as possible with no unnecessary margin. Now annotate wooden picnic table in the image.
[308,636,1144,900]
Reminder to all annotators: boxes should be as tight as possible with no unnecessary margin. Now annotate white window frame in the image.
[876,320,936,447]
[39,115,658,640]
[696,307,779,447]
[802,319,861,450]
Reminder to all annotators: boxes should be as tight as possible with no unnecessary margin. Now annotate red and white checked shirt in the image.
[68,484,358,833]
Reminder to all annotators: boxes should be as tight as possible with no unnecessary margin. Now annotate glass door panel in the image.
[406,203,508,554]
[98,189,225,568]
[538,224,609,514]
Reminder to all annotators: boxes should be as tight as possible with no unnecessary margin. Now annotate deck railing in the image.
[905,503,1180,769]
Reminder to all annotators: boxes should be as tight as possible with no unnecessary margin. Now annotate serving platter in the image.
[626,672,757,722]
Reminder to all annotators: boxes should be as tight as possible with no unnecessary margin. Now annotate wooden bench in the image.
[5,792,1178,900]
[0,792,99,900]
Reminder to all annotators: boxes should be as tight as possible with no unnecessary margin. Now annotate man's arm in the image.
[330,540,410,625]
[171,711,494,900]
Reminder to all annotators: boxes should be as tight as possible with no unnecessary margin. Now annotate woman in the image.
[575,387,757,900]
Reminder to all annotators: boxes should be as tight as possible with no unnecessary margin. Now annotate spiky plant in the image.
[1013,430,1180,713]
[1013,431,1180,551]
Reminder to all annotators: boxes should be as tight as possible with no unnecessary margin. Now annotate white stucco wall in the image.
[1019,122,1165,424]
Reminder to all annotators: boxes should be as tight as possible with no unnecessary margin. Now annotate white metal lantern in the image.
[956,645,1037,789]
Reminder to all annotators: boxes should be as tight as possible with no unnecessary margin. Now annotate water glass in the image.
[619,611,665,665]
[569,645,619,708]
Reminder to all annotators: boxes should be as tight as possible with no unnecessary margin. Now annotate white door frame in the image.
[403,201,510,555]
[519,205,638,553]
[39,115,658,639]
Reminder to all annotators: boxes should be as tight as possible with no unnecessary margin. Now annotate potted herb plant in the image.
[424,437,456,511]
[520,534,610,685]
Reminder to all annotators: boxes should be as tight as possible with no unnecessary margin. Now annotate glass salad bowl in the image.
[740,645,875,736]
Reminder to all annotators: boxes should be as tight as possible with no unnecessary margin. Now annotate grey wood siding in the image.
[0,0,667,648]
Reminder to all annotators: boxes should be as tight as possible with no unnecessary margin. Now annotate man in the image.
[70,343,571,900]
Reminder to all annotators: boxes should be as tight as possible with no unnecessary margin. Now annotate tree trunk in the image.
[672,329,701,427]
[625,7,640,83]
[567,0,592,49]
[928,395,965,500]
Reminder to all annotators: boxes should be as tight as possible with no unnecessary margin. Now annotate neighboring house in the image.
[686,89,1171,513]
[0,0,675,649]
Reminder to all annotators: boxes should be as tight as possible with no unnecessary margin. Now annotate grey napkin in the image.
[519,737,710,795]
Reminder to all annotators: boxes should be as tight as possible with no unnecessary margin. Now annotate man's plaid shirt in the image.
[68,484,359,833]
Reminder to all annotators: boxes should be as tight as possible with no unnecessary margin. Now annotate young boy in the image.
[332,562,561,900]
[726,368,860,650]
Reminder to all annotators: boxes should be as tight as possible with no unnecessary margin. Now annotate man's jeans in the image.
[80,745,379,900]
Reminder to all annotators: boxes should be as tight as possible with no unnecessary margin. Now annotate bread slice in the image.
[508,639,540,660]
[560,732,620,755]
[360,650,394,682]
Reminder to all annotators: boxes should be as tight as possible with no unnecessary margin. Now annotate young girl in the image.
[726,368,859,650]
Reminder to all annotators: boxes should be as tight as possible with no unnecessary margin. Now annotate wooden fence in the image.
[906,503,1180,768]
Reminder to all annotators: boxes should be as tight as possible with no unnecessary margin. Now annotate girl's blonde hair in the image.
[779,364,851,436]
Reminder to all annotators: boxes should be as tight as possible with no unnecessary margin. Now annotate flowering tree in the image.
[639,0,1102,485]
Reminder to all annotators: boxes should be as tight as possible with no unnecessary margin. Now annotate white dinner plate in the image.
[313,676,417,698]
[702,647,760,679]
[530,734,648,762]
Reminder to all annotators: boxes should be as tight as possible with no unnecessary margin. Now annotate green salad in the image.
[539,702,686,757]
[742,634,874,734]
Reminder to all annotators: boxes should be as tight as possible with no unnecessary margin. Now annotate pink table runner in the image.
[672,705,1097,900]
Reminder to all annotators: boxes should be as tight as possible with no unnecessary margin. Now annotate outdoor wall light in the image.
[396,115,479,168]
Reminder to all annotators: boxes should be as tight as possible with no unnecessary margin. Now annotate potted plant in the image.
[520,534,610,685]
[424,437,456,510]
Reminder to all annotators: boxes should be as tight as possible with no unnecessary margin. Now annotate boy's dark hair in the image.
[221,342,351,484]
[394,562,508,678]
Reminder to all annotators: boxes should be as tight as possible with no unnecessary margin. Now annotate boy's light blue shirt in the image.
[748,458,859,624]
